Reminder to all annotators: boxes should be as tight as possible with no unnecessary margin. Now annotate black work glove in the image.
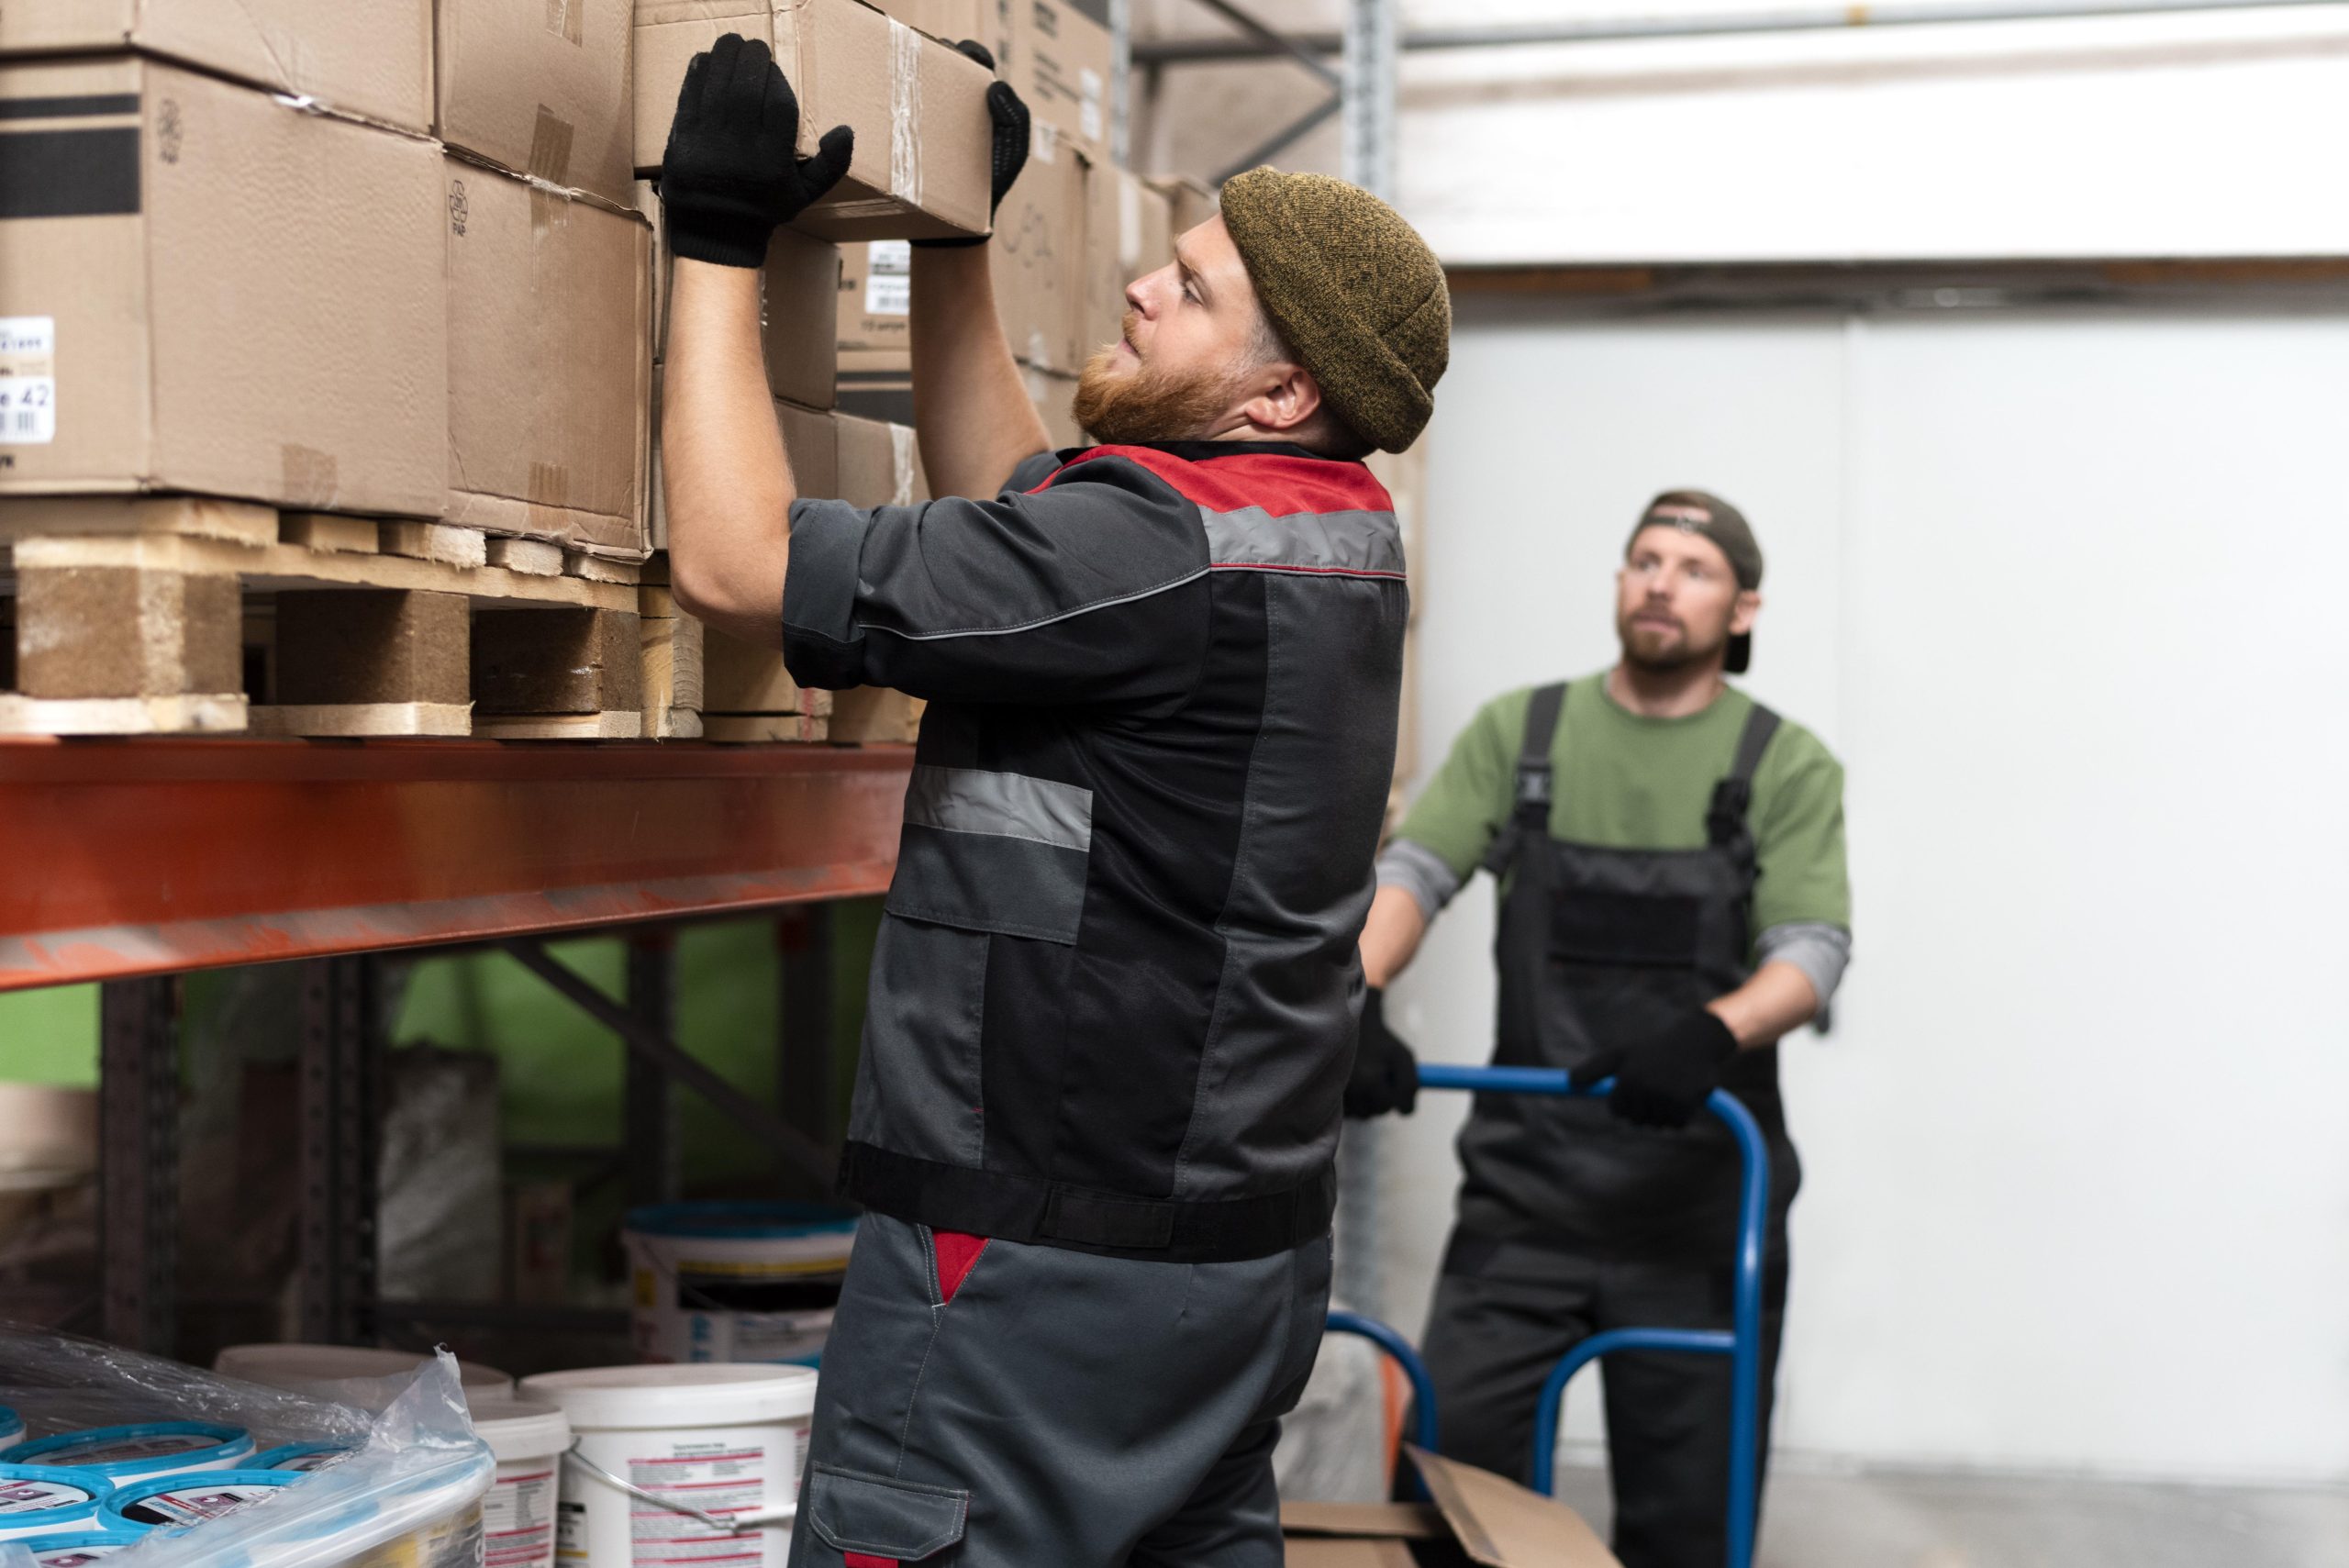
[1343,988,1419,1119]
[660,33,855,268]
[1569,1008,1738,1129]
[912,41,1030,248]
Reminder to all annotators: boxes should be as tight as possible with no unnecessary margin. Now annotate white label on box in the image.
[0,317,56,445]
[864,240,912,317]
[1030,121,1059,166]
[1079,68,1104,143]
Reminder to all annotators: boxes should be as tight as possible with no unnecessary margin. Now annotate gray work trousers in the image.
[1420,1233,1787,1568]
[786,1212,1331,1568]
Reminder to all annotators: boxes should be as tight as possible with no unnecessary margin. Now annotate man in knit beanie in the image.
[655,32,1446,1568]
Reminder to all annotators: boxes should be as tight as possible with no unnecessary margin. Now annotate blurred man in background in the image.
[1351,492,1851,1568]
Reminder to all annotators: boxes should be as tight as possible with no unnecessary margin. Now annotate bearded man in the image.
[1347,491,1853,1568]
[652,31,1448,1568]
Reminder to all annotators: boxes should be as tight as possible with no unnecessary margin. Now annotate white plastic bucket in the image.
[0,1466,112,1542]
[467,1396,570,1568]
[2,1425,255,1486]
[213,1344,514,1402]
[518,1364,818,1568]
[98,1471,296,1530]
[621,1205,855,1365]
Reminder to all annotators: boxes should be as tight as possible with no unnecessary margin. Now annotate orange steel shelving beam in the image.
[0,737,914,992]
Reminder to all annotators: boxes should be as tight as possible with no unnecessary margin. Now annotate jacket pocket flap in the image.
[885,821,1087,944]
[804,1465,969,1561]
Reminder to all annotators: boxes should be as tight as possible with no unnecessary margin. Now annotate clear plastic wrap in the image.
[0,1327,493,1568]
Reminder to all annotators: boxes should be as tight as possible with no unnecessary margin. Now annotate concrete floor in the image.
[1550,1462,2349,1567]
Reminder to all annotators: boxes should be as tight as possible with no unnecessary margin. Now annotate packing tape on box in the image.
[282,444,340,508]
[529,104,576,187]
[889,425,917,506]
[889,18,923,207]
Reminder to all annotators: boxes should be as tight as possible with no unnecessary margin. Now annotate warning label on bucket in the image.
[625,1441,779,1568]
[486,1466,557,1568]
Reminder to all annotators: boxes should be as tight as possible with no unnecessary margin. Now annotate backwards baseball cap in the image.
[1627,490,1763,673]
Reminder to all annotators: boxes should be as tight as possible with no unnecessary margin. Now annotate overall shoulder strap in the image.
[1707,699,1782,852]
[1481,683,1567,877]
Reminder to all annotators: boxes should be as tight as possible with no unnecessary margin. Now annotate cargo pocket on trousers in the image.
[803,1464,969,1563]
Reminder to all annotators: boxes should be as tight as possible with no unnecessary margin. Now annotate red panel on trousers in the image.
[933,1230,989,1304]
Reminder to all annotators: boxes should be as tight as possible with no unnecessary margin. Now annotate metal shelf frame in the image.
[21,736,916,1354]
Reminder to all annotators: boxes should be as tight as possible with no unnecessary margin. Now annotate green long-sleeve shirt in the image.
[1383,674,1851,981]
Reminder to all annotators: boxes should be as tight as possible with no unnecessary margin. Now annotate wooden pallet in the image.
[1,497,646,739]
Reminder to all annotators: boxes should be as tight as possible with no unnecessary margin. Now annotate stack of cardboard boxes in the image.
[834,1,1199,453]
[0,0,1216,743]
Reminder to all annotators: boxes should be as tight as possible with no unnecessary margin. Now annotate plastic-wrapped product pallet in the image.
[0,1327,494,1568]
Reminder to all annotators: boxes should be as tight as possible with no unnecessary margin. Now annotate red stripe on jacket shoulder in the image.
[1037,445,1395,518]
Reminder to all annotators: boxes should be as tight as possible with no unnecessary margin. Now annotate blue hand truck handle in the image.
[1326,1063,1770,1568]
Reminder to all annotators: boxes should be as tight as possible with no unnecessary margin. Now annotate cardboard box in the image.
[0,0,432,132]
[838,240,911,355]
[648,392,836,550]
[1146,172,1218,239]
[1000,0,1109,164]
[868,0,1107,162]
[835,347,913,427]
[0,57,447,517]
[444,157,652,556]
[835,413,928,509]
[1025,363,1084,451]
[634,0,992,242]
[1084,162,1172,361]
[436,0,634,206]
[1282,1448,1621,1567]
[837,121,1083,371]
[992,122,1087,373]
[763,226,844,412]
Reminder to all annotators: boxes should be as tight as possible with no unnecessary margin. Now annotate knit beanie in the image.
[1218,166,1449,453]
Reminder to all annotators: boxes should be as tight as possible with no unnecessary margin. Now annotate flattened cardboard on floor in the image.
[634,0,991,241]
[444,157,652,557]
[0,0,432,131]
[437,0,634,205]
[0,57,446,517]
[1282,1449,1622,1568]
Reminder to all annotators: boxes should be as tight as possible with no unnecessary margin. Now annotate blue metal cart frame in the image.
[1326,1062,1771,1568]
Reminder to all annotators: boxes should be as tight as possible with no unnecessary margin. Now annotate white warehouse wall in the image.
[1383,295,2349,1485]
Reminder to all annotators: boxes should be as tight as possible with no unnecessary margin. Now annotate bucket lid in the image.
[623,1202,858,1241]
[20,1531,149,1560]
[463,1396,571,1465]
[101,1472,295,1530]
[4,1425,250,1477]
[248,1443,356,1475]
[0,1465,108,1525]
[213,1344,511,1392]
[518,1365,818,1429]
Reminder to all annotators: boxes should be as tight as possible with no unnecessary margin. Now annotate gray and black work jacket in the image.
[783,440,1408,1262]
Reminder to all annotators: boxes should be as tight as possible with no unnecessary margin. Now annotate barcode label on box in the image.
[865,241,911,317]
[0,317,56,444]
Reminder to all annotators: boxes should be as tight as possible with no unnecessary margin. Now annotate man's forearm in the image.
[910,244,1052,499]
[1359,884,1431,991]
[1709,960,1820,1049]
[664,257,795,647]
